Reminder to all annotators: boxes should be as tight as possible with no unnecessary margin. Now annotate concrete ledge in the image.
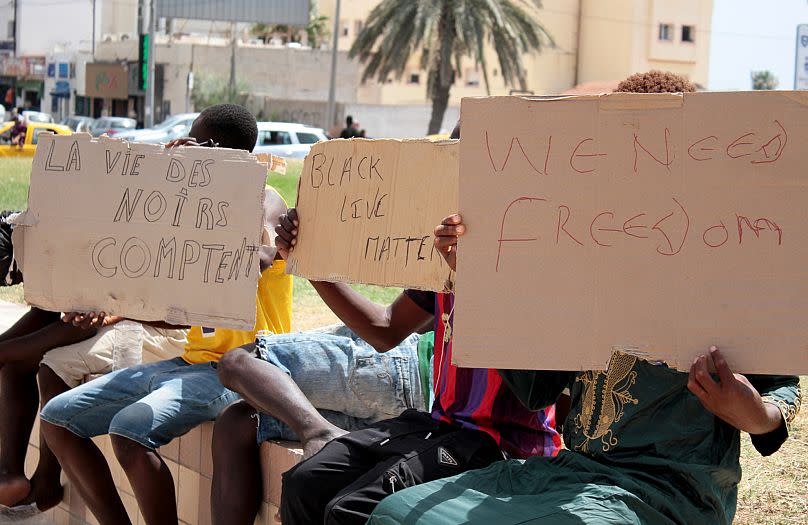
[27,418,302,525]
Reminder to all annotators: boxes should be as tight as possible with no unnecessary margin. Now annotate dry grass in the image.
[735,376,808,525]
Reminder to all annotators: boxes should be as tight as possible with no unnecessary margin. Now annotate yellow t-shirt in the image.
[181,260,293,364]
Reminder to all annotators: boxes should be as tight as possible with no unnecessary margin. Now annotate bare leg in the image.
[41,421,131,525]
[111,435,177,525]
[218,349,346,459]
[19,365,72,511]
[211,401,262,525]
[0,314,95,507]
[0,358,39,506]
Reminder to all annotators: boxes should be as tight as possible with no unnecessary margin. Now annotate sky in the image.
[709,0,808,90]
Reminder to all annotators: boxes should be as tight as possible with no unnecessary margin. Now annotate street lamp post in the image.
[325,0,341,133]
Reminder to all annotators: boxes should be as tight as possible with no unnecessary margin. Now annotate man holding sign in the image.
[368,72,802,525]
[274,125,561,525]
[39,105,294,525]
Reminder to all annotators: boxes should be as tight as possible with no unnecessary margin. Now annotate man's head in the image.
[346,115,354,127]
[188,104,257,152]
[614,71,696,94]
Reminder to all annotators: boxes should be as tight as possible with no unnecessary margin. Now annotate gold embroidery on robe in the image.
[574,352,639,452]
[763,387,802,431]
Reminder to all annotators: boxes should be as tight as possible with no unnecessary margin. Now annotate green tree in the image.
[190,73,250,110]
[350,0,553,134]
[751,70,778,90]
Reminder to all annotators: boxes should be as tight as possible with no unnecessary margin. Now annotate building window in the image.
[681,25,695,43]
[658,23,673,41]
[7,21,13,39]
[408,73,420,85]
[341,20,349,37]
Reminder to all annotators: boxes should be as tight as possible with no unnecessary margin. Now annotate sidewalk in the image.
[0,299,26,331]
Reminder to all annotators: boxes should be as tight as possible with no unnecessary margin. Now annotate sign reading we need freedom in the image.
[454,91,808,374]
[15,133,268,330]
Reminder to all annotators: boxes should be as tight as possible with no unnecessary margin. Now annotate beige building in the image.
[319,0,713,105]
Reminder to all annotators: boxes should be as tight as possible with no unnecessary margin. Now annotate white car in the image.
[253,122,327,159]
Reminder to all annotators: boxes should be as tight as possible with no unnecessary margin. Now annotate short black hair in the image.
[192,104,257,152]
[346,115,354,126]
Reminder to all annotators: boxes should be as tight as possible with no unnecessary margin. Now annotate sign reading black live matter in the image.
[288,138,458,291]
[14,133,269,330]
[454,91,808,375]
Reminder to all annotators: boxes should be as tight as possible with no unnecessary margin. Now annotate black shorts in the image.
[280,409,504,525]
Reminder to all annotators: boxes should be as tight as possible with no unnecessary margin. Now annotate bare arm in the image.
[276,208,432,352]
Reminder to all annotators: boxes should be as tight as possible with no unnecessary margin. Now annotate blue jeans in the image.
[255,324,423,442]
[40,357,239,449]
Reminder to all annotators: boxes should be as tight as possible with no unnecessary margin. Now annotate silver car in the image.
[115,113,200,144]
[253,122,327,159]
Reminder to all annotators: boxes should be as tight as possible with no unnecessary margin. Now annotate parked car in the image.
[114,113,199,144]
[61,115,95,133]
[0,121,71,157]
[253,122,327,159]
[23,111,54,124]
[90,117,137,137]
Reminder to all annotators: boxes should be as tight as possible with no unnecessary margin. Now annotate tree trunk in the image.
[427,82,451,135]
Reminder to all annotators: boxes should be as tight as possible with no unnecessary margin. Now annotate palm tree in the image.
[350,0,553,134]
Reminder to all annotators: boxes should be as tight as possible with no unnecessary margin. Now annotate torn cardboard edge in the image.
[284,258,455,293]
[255,153,287,175]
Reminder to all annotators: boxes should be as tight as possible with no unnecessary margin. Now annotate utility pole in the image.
[325,0,341,132]
[144,0,156,127]
[229,21,237,101]
[92,0,96,58]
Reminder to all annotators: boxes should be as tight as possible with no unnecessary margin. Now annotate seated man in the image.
[367,72,803,525]
[209,126,473,525]
[272,122,560,525]
[40,104,294,525]
[0,211,187,515]
[212,263,440,525]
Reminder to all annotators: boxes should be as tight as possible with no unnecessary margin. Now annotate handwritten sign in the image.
[454,92,808,374]
[288,138,458,290]
[13,133,268,330]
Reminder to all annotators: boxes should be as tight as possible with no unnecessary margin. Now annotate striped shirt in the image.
[407,290,561,459]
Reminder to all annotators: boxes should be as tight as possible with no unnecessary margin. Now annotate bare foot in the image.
[301,426,347,460]
[20,476,63,512]
[0,474,30,507]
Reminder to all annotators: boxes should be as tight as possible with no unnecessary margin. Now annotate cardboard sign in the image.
[14,133,268,330]
[454,92,808,374]
[288,139,458,290]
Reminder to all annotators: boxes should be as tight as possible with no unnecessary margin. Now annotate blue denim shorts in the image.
[254,324,423,443]
[40,357,239,449]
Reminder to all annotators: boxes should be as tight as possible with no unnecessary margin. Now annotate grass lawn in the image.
[0,157,805,524]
